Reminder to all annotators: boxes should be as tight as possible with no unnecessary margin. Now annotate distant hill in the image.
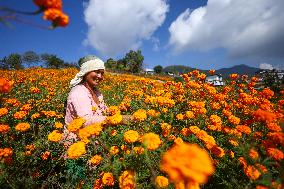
[162,64,260,77]
[216,64,260,77]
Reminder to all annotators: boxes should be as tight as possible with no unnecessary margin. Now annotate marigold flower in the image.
[185,111,195,119]
[133,109,147,121]
[253,109,277,123]
[67,141,86,159]
[266,148,284,161]
[48,130,63,142]
[107,113,123,125]
[67,117,85,132]
[161,123,171,137]
[236,125,251,135]
[0,108,8,117]
[147,109,160,117]
[31,113,40,119]
[155,176,169,188]
[0,148,13,157]
[13,111,27,119]
[89,155,102,166]
[249,149,259,160]
[174,137,184,145]
[124,130,139,143]
[15,122,30,132]
[119,170,136,189]
[244,165,261,180]
[33,0,62,9]
[41,151,50,160]
[161,143,214,185]
[93,179,103,189]
[0,78,13,93]
[210,146,225,158]
[30,87,41,93]
[54,121,63,129]
[43,8,69,27]
[176,113,184,120]
[142,133,162,150]
[109,146,119,155]
[228,115,240,125]
[133,147,144,155]
[102,172,114,186]
[180,128,190,136]
[0,124,10,134]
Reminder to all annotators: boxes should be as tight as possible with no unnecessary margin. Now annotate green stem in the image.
[0,6,43,15]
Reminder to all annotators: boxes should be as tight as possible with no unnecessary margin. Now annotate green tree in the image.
[123,50,144,73]
[0,53,23,70]
[41,53,64,68]
[154,65,163,74]
[22,51,40,67]
[105,58,117,69]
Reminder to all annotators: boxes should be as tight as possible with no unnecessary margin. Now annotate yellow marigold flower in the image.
[110,129,117,136]
[107,113,123,125]
[54,121,63,129]
[124,130,139,143]
[48,130,63,142]
[155,176,169,188]
[161,123,171,137]
[133,109,147,121]
[133,147,144,155]
[31,113,40,119]
[119,170,136,189]
[67,141,86,159]
[229,151,235,158]
[107,106,121,115]
[210,115,222,126]
[89,155,102,166]
[161,143,214,185]
[0,124,10,134]
[147,109,160,117]
[229,139,239,146]
[176,113,184,120]
[189,126,200,134]
[228,115,240,125]
[162,108,168,113]
[180,128,190,136]
[41,151,51,160]
[15,122,30,132]
[174,137,184,145]
[30,87,41,93]
[67,117,85,132]
[185,111,194,119]
[102,172,114,186]
[0,108,8,117]
[142,133,162,150]
[110,146,119,155]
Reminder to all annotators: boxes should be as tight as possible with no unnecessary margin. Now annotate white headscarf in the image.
[70,56,105,88]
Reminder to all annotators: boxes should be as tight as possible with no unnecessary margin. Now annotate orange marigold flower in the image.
[0,124,10,134]
[133,109,147,121]
[189,126,201,134]
[89,155,102,166]
[236,125,251,135]
[124,130,139,143]
[267,132,284,146]
[30,87,41,93]
[13,111,27,119]
[0,148,13,157]
[48,130,63,142]
[0,108,8,117]
[244,165,261,180]
[174,137,184,145]
[228,115,240,125]
[109,146,119,155]
[155,176,169,188]
[210,146,225,158]
[43,8,69,27]
[147,109,160,117]
[31,113,40,119]
[230,74,238,80]
[0,78,13,93]
[119,170,136,189]
[102,172,114,186]
[185,110,195,119]
[180,128,190,136]
[15,122,30,132]
[67,141,86,159]
[266,148,284,161]
[161,143,214,185]
[142,133,162,150]
[33,0,62,9]
[238,157,247,168]
[209,70,215,75]
[249,149,259,160]
[93,179,103,189]
[176,113,184,120]
[253,109,277,123]
[107,106,121,115]
[41,151,50,160]
[266,123,282,132]
[209,115,222,126]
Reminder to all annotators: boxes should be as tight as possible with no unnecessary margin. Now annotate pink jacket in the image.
[64,84,108,126]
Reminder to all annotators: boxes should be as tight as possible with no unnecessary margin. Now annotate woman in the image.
[65,55,107,126]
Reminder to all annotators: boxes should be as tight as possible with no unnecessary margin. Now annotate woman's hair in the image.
[78,55,100,67]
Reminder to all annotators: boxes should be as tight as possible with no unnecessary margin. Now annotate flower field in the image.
[0,68,283,189]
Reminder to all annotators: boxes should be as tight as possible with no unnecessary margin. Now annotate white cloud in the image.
[84,0,169,57]
[259,63,273,70]
[169,0,284,58]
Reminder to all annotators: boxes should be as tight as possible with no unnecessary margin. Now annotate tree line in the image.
[0,51,77,69]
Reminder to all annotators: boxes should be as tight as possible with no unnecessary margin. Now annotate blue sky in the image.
[1,0,284,70]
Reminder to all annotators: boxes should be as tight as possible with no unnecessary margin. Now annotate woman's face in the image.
[84,69,105,87]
